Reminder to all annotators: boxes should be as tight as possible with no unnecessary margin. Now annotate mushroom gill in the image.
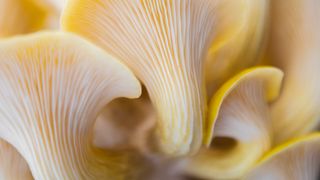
[0,32,142,179]
[246,133,320,180]
[186,67,283,179]
[268,0,320,143]
[61,0,217,156]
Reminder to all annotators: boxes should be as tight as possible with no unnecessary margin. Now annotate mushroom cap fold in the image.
[205,0,269,96]
[0,140,32,180]
[187,67,283,179]
[0,31,142,179]
[61,0,217,156]
[246,133,320,180]
[268,0,320,143]
[205,67,283,144]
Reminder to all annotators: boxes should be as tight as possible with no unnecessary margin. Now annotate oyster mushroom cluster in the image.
[0,0,319,179]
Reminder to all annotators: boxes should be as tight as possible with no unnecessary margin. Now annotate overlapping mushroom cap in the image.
[0,0,319,179]
[186,1,320,179]
[186,67,283,179]
[0,32,144,179]
[61,0,217,156]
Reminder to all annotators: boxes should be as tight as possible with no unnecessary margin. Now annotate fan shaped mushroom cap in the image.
[61,0,217,156]
[0,32,142,179]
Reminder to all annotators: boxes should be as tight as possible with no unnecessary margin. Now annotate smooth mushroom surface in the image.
[30,0,67,28]
[268,0,320,144]
[205,0,269,96]
[0,140,33,180]
[0,0,48,37]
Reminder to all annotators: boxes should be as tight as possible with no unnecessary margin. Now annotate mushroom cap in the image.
[0,31,142,179]
[187,67,283,179]
[61,0,217,156]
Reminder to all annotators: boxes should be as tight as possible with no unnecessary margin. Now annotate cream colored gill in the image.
[0,32,142,179]
[246,133,320,180]
[268,0,320,144]
[186,67,283,179]
[205,0,269,96]
[0,140,33,180]
[61,0,217,156]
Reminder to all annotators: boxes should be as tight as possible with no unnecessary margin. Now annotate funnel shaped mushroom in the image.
[0,0,48,37]
[205,0,268,96]
[0,140,32,180]
[186,67,283,179]
[61,0,217,155]
[0,32,142,179]
[269,0,320,143]
[246,133,320,180]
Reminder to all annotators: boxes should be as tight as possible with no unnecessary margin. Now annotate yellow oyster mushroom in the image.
[0,32,144,179]
[61,0,217,156]
[268,0,320,143]
[0,140,32,180]
[246,133,320,180]
[187,67,283,179]
[205,0,269,96]
[0,0,48,37]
